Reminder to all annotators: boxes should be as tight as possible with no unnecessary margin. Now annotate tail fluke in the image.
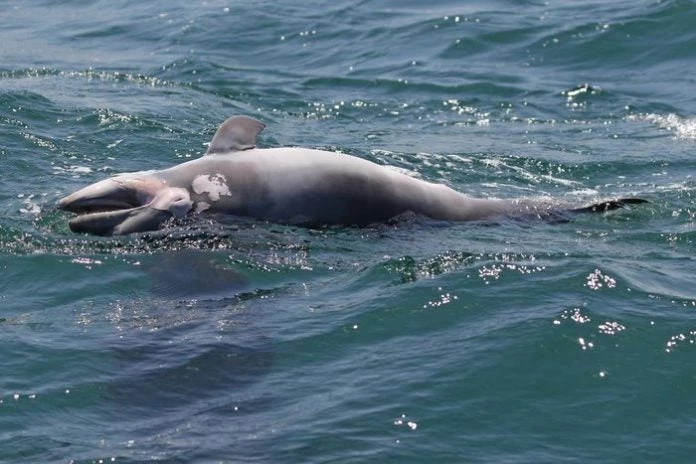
[569,198,648,215]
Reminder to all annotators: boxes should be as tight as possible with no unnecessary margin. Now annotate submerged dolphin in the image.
[58,115,645,235]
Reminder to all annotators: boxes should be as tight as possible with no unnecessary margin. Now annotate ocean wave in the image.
[628,113,696,140]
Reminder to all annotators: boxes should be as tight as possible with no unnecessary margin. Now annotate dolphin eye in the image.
[172,194,187,204]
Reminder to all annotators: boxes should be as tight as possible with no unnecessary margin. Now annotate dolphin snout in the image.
[66,206,172,236]
[58,177,191,235]
[58,178,138,213]
[58,177,148,235]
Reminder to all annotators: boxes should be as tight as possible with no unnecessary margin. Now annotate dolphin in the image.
[58,115,646,235]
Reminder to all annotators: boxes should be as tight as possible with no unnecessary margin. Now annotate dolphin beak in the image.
[58,178,164,236]
[66,206,172,236]
[58,177,191,236]
[58,178,139,213]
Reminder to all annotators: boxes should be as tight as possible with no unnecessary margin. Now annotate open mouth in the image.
[58,177,187,236]
[61,203,146,236]
[60,202,141,222]
[59,177,193,236]
[60,201,171,236]
[57,179,151,236]
[60,200,137,215]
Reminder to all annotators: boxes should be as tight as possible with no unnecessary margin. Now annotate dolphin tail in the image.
[568,198,648,215]
[534,197,648,225]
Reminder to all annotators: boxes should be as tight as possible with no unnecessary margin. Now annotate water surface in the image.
[1,0,695,462]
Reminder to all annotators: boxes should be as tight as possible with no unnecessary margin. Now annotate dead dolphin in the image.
[58,115,646,235]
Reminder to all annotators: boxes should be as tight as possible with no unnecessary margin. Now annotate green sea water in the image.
[1,1,695,462]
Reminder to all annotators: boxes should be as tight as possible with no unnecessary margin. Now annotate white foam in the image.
[52,165,93,175]
[19,194,41,216]
[629,113,696,139]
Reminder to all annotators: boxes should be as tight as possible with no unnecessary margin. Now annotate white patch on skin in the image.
[192,174,232,202]
[195,201,211,213]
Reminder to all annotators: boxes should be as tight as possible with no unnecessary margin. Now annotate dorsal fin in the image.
[206,115,266,154]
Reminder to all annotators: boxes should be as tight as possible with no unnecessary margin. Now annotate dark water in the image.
[1,0,695,462]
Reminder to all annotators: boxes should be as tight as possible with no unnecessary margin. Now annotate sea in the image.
[1,0,695,462]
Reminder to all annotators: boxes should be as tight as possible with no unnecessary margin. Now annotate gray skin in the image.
[58,115,645,235]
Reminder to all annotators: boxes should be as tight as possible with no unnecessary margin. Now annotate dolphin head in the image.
[58,173,193,236]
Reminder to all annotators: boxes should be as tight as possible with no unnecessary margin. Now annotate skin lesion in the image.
[191,173,232,202]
